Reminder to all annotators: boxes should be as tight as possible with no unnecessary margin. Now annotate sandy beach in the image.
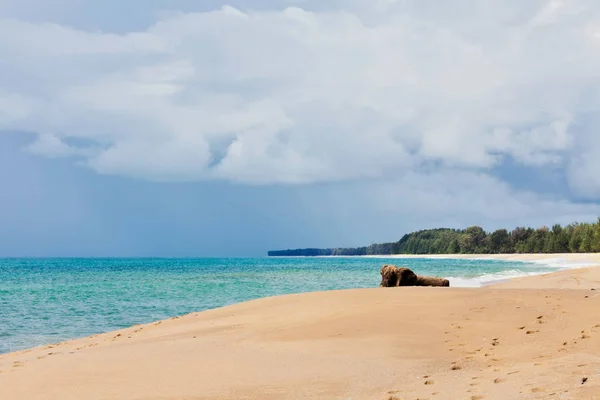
[2,254,600,400]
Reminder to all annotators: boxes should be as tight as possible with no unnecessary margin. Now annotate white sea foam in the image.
[388,255,600,287]
[447,269,550,288]
[521,258,598,269]
[448,256,600,287]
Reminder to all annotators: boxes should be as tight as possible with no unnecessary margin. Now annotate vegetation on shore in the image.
[268,219,600,256]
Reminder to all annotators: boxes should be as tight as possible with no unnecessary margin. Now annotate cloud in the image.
[289,169,600,246]
[1,0,600,195]
[373,170,600,225]
[26,134,86,158]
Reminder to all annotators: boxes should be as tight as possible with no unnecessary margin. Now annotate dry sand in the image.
[3,255,600,400]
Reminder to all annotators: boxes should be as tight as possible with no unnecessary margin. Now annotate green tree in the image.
[465,226,487,253]
[489,229,512,254]
[459,233,476,253]
[568,224,583,253]
[550,224,569,253]
[446,239,460,254]
[593,218,600,252]
[580,224,595,252]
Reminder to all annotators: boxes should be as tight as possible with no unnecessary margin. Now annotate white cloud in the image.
[0,89,32,124]
[26,134,85,158]
[373,170,599,225]
[296,170,600,246]
[1,1,600,195]
[567,115,600,198]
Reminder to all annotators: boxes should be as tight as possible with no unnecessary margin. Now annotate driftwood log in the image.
[380,265,450,287]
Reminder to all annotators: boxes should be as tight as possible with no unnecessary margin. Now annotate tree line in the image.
[267,219,600,256]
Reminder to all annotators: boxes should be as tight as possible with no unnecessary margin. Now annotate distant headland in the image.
[268,219,600,256]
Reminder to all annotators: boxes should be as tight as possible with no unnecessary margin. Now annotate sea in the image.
[0,256,576,354]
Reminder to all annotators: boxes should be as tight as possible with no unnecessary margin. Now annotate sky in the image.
[1,0,600,256]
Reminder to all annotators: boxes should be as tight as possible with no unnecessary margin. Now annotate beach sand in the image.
[2,255,600,400]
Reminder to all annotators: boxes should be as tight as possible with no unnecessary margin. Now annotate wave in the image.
[446,269,551,288]
[521,258,599,269]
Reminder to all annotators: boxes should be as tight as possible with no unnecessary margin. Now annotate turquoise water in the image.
[0,257,559,354]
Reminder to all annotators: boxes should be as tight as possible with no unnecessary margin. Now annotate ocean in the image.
[0,257,564,354]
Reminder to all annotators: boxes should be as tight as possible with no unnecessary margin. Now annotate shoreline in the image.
[388,253,600,286]
[3,255,600,399]
[341,253,600,287]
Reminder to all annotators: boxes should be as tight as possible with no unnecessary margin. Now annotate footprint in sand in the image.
[424,380,435,385]
[471,396,485,400]
[526,330,539,335]
[12,361,24,368]
[494,378,506,384]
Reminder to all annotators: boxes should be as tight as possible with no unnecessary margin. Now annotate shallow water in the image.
[0,257,559,353]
